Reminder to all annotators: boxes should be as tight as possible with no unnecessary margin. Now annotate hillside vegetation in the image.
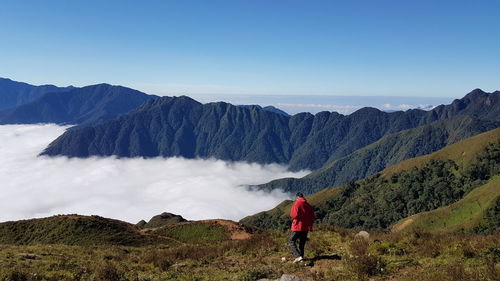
[0,215,164,246]
[391,176,500,234]
[0,215,258,248]
[149,220,257,243]
[259,116,500,194]
[0,198,497,280]
[242,129,500,232]
[0,227,498,281]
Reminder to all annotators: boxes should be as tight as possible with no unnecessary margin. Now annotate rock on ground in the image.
[355,230,370,240]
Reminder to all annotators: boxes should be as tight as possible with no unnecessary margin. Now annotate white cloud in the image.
[0,125,307,224]
[275,102,437,115]
[276,103,361,114]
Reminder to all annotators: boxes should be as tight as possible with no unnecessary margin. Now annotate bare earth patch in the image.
[392,218,414,232]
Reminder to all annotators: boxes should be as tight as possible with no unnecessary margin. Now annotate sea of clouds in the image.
[0,124,308,224]
[191,94,454,115]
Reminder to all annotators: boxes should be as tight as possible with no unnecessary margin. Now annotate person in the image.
[289,192,315,263]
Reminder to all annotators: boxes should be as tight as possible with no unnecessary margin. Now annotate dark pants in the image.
[289,231,308,258]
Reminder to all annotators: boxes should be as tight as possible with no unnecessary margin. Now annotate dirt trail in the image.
[201,219,254,240]
[392,218,414,232]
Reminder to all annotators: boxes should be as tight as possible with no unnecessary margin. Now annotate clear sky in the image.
[0,0,498,97]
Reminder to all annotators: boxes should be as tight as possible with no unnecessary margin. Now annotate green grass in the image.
[151,221,230,244]
[0,215,167,246]
[0,230,498,281]
[392,176,500,233]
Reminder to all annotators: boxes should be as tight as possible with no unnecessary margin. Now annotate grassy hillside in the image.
[0,215,166,246]
[154,222,229,243]
[242,128,500,231]
[149,220,256,244]
[382,127,500,176]
[0,229,497,281]
[392,176,500,234]
[0,193,497,280]
[0,215,258,248]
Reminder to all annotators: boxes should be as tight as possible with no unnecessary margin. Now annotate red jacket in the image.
[290,197,315,231]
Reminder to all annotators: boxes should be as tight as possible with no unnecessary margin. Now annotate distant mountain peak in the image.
[0,82,157,126]
[469,88,486,94]
[462,88,492,101]
[84,83,113,88]
[0,78,75,111]
[146,95,200,107]
[139,212,188,229]
[0,77,72,89]
[262,105,290,116]
[237,104,290,116]
[351,106,383,115]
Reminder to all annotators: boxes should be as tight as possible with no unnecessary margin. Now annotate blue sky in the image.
[0,0,498,98]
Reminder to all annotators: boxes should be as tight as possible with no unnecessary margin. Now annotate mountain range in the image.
[0,78,74,111]
[1,78,499,199]
[1,78,498,214]
[40,88,500,175]
[0,79,157,127]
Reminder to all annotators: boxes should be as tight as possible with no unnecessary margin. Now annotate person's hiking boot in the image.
[293,256,303,263]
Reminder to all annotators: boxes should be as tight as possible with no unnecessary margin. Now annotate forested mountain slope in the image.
[42,89,500,172]
[391,176,499,234]
[241,128,500,232]
[258,115,500,194]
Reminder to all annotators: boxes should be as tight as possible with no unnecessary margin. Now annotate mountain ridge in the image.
[40,89,500,172]
[0,83,158,127]
[0,77,74,111]
[257,115,500,194]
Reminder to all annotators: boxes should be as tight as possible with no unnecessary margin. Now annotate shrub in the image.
[142,250,173,270]
[443,262,493,281]
[346,254,385,280]
[374,242,406,256]
[2,270,29,281]
[239,268,271,281]
[349,237,369,257]
[233,233,279,254]
[462,242,476,259]
[95,262,121,281]
[417,239,441,258]
[484,258,499,281]
[409,231,442,258]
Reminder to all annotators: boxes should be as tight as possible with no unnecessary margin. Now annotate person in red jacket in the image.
[289,192,315,263]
